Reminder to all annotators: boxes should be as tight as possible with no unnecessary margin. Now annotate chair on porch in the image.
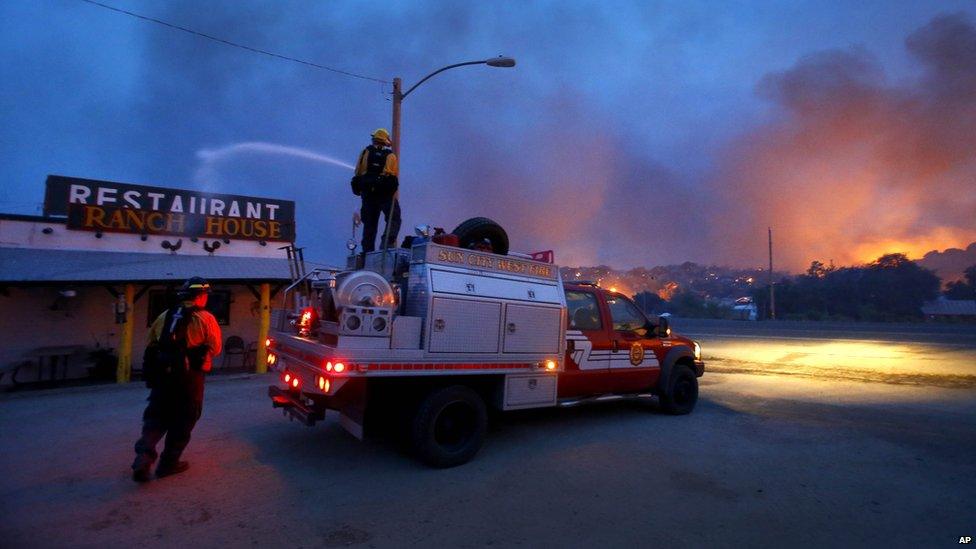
[242,341,259,370]
[221,335,247,370]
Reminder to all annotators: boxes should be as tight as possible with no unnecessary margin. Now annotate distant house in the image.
[732,296,757,321]
[921,297,976,321]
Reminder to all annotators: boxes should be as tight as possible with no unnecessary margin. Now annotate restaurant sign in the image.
[43,175,295,242]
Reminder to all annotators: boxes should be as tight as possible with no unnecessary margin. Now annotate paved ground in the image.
[2,322,975,548]
[2,374,974,548]
[677,318,976,387]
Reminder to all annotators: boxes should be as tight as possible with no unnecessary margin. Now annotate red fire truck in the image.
[267,219,704,467]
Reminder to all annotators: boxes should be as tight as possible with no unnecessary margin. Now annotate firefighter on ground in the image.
[132,277,222,482]
[351,128,400,253]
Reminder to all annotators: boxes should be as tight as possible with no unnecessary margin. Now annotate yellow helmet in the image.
[371,128,391,145]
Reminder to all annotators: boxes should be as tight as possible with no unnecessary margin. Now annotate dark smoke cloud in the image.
[2,3,974,272]
[126,1,707,268]
[705,12,976,270]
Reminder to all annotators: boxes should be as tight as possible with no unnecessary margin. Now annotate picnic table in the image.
[22,345,87,383]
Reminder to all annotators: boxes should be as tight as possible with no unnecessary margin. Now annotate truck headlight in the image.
[693,341,701,361]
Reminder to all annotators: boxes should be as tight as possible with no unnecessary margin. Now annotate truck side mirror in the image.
[657,315,671,338]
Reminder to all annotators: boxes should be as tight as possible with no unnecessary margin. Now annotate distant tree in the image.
[750,254,939,321]
[860,254,940,320]
[805,260,834,278]
[944,264,976,300]
[633,291,666,314]
[665,290,730,319]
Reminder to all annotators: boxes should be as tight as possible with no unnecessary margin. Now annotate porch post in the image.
[116,283,135,383]
[256,282,270,373]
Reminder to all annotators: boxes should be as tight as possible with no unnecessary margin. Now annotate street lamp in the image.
[390,56,516,157]
[379,56,515,251]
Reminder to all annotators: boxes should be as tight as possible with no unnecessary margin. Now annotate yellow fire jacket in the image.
[148,304,223,372]
[355,147,399,177]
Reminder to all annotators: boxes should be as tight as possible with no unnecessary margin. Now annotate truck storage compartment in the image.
[503,374,557,410]
[429,269,561,303]
[502,304,561,354]
[391,316,423,349]
[428,297,501,353]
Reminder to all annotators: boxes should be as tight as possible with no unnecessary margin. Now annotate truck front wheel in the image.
[411,385,487,468]
[658,364,698,415]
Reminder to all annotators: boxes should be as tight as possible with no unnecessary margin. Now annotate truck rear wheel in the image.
[658,364,698,415]
[411,385,487,468]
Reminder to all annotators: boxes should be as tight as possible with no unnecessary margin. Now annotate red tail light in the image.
[316,375,331,392]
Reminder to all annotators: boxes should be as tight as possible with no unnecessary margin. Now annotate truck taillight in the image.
[265,337,273,349]
[317,375,330,392]
[267,352,277,366]
[282,371,300,389]
[545,360,557,371]
[333,362,345,373]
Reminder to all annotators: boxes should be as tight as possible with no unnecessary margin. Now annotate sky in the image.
[2,0,975,271]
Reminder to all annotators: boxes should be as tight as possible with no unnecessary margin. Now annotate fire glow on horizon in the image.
[699,14,976,271]
[490,14,976,273]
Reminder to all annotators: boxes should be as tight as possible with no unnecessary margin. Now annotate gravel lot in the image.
[2,363,974,548]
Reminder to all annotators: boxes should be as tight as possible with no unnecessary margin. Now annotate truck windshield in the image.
[606,295,648,332]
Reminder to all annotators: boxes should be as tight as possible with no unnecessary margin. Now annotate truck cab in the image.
[560,283,704,413]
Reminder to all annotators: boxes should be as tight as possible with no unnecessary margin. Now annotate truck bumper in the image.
[269,385,325,426]
[694,360,705,377]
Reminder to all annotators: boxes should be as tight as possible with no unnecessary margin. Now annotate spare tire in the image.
[452,217,509,255]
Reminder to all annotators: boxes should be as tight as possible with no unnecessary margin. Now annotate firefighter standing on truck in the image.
[352,128,400,253]
[132,277,222,482]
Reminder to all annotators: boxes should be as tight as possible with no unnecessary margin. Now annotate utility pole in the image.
[383,58,514,251]
[381,77,404,257]
[391,77,402,157]
[768,227,775,320]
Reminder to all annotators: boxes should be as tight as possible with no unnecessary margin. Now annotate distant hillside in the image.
[916,242,976,283]
[560,244,976,301]
[559,263,787,301]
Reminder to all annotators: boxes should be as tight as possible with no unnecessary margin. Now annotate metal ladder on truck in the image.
[280,244,313,310]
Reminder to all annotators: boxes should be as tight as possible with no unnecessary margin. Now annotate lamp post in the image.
[380,56,515,250]
[390,56,516,157]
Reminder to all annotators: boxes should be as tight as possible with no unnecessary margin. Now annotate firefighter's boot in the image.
[155,460,190,478]
[131,454,155,483]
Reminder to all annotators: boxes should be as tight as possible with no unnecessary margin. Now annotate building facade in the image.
[0,176,297,388]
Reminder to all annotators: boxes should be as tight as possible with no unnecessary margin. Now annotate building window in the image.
[147,288,232,326]
[205,290,232,326]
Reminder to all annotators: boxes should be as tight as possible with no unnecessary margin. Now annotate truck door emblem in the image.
[528,379,537,390]
[629,343,644,366]
[433,319,445,331]
[527,290,535,299]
